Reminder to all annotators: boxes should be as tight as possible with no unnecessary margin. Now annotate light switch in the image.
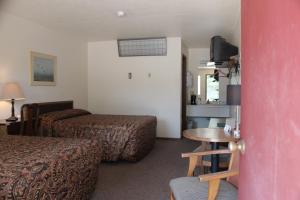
[148,73,151,78]
[128,73,132,79]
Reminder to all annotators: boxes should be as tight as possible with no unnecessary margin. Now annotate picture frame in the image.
[30,51,57,86]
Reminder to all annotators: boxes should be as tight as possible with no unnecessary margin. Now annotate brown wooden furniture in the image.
[170,148,239,200]
[0,119,21,135]
[183,128,238,173]
[183,128,237,143]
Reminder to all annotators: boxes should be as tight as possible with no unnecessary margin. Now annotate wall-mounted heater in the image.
[118,37,167,57]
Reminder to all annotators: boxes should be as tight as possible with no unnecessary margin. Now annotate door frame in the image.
[181,54,187,136]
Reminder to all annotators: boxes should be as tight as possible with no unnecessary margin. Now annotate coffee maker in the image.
[191,95,197,105]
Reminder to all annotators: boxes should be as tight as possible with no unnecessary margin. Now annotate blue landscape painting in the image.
[33,56,54,82]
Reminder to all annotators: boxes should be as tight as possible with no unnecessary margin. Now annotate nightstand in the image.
[0,120,21,135]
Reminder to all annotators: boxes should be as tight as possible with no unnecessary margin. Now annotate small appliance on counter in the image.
[191,95,197,105]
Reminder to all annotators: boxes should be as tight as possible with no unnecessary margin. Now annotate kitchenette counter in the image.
[186,104,231,118]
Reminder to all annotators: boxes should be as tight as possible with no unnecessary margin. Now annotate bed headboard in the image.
[20,100,74,135]
[35,101,74,116]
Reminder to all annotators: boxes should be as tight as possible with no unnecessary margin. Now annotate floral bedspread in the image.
[0,135,101,200]
[39,110,157,161]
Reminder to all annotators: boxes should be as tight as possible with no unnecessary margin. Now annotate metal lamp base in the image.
[6,99,18,122]
[6,116,18,122]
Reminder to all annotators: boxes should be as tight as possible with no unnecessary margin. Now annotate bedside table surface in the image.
[0,119,21,125]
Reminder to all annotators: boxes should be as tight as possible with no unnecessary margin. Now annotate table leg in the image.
[211,142,219,173]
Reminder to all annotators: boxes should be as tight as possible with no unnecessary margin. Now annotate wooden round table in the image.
[183,128,238,172]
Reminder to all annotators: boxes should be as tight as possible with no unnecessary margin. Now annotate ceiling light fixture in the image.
[117,10,126,17]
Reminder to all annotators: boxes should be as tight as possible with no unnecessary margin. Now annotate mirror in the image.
[206,74,219,102]
[196,68,228,104]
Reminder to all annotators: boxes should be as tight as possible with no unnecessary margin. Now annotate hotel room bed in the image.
[39,109,157,162]
[0,135,101,200]
[21,101,157,162]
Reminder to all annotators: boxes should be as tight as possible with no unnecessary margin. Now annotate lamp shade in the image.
[227,85,241,105]
[1,82,25,100]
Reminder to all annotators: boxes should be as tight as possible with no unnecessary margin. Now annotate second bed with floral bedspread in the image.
[39,109,157,162]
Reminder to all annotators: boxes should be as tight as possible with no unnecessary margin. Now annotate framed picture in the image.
[30,51,57,86]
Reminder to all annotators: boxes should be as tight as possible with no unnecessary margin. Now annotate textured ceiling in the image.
[0,0,240,47]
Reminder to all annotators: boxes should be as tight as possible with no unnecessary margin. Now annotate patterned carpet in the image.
[91,139,199,200]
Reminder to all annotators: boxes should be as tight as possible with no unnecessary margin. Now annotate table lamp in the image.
[1,82,25,122]
[227,85,241,135]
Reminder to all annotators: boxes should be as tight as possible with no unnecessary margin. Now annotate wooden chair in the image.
[190,142,230,176]
[170,149,239,200]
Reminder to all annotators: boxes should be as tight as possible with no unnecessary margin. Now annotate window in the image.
[197,75,201,95]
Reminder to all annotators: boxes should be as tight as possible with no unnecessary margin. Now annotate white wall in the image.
[0,13,88,119]
[88,38,182,138]
[229,1,241,50]
[229,0,241,85]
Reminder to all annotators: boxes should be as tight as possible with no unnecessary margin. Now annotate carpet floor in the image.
[91,139,199,200]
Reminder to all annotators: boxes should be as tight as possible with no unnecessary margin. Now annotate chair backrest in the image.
[227,150,239,187]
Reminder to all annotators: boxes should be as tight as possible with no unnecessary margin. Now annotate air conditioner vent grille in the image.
[118,37,167,57]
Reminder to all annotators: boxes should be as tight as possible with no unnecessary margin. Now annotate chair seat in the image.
[170,177,237,200]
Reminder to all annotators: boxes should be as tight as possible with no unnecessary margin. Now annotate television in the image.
[210,36,238,66]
